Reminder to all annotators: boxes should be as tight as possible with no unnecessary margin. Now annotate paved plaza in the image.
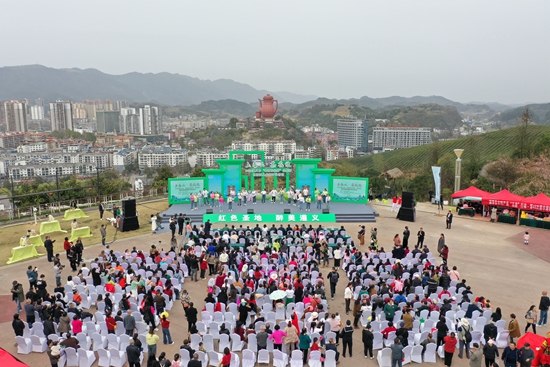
[0,201,547,366]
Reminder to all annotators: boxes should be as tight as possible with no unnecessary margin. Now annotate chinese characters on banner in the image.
[202,213,336,223]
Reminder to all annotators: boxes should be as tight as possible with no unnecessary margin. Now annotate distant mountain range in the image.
[0,65,317,105]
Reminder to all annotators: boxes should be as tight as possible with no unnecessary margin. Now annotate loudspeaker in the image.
[284,209,291,214]
[402,191,414,208]
[397,207,416,222]
[122,199,136,217]
[206,209,213,214]
[322,209,330,214]
[247,209,254,214]
[121,216,140,232]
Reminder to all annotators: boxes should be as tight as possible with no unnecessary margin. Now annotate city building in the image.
[138,147,188,169]
[231,140,296,155]
[17,142,47,153]
[196,151,229,167]
[97,111,121,133]
[337,118,369,152]
[112,149,137,172]
[371,125,432,151]
[293,149,310,159]
[3,100,28,132]
[50,101,74,131]
[139,105,161,135]
[0,132,25,149]
[29,105,45,120]
[119,108,141,134]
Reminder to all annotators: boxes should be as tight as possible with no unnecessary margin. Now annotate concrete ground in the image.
[1,201,547,366]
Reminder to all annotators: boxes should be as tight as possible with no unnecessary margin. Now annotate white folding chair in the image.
[197,351,208,367]
[64,347,80,367]
[377,347,392,367]
[324,350,337,367]
[208,351,222,367]
[424,343,437,363]
[97,348,111,367]
[402,345,413,365]
[290,349,303,367]
[92,332,107,351]
[273,349,289,367]
[308,350,322,367]
[109,348,127,367]
[231,333,245,352]
[411,345,423,363]
[15,336,32,354]
[78,348,96,367]
[190,333,202,350]
[107,333,120,349]
[179,348,191,366]
[218,334,230,353]
[247,333,257,352]
[242,349,256,367]
[31,335,48,352]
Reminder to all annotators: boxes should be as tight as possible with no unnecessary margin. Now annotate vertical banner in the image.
[431,166,441,201]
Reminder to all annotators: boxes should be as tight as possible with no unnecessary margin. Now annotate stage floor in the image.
[157,201,378,230]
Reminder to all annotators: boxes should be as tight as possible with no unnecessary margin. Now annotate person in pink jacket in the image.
[269,325,287,351]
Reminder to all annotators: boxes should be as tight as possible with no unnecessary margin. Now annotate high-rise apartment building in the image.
[96,111,121,133]
[371,125,432,151]
[49,101,73,131]
[30,105,45,120]
[337,118,369,152]
[3,101,28,132]
[139,105,160,135]
[119,108,141,134]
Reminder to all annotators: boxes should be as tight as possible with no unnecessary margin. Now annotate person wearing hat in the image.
[483,339,499,367]
[457,318,472,359]
[396,321,410,347]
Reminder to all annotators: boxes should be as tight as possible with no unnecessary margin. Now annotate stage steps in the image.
[335,212,377,223]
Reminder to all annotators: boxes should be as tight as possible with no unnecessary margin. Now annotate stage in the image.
[157,201,378,231]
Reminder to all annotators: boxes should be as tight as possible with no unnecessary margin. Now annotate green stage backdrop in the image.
[168,178,206,204]
[203,213,336,223]
[332,177,369,203]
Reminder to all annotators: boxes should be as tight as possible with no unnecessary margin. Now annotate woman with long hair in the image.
[299,327,312,365]
[525,305,538,334]
[221,347,232,367]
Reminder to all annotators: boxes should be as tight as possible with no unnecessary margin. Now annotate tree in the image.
[190,167,206,178]
[480,156,520,190]
[152,166,173,188]
[512,155,550,196]
[228,117,238,129]
[513,108,534,159]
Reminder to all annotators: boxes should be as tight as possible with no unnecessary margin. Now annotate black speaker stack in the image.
[206,209,213,214]
[121,198,140,231]
[397,191,416,222]
[247,209,254,214]
[322,209,330,214]
[284,209,291,214]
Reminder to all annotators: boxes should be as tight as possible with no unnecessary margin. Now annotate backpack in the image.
[464,325,472,343]
[329,271,339,284]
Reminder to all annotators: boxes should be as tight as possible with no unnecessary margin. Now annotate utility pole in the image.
[55,169,60,201]
[96,168,101,197]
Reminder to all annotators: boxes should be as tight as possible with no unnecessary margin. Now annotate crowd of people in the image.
[9,204,549,367]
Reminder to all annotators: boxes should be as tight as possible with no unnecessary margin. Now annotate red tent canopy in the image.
[451,186,491,199]
[481,189,524,208]
[520,193,550,213]
[0,348,30,367]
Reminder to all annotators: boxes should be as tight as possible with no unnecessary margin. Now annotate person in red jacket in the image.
[443,332,458,367]
[105,312,117,334]
[221,347,232,367]
[200,256,208,280]
[63,237,71,259]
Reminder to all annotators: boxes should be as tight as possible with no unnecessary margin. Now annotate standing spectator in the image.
[501,342,520,367]
[283,321,299,351]
[47,340,61,367]
[436,316,450,348]
[390,337,404,367]
[124,310,136,336]
[269,324,287,350]
[443,332,458,367]
[126,339,141,367]
[470,343,483,367]
[26,265,38,290]
[519,343,534,367]
[221,347,232,367]
[483,322,498,344]
[11,280,24,313]
[328,266,340,299]
[344,283,353,315]
[457,318,472,359]
[105,312,117,334]
[185,302,198,332]
[341,320,354,358]
[154,290,166,315]
[384,299,400,322]
[146,327,160,357]
[299,328,312,365]
[523,232,530,245]
[63,237,71,258]
[256,325,269,350]
[525,305,538,334]
[100,225,107,247]
[169,218,176,237]
[199,256,208,280]
[446,210,453,229]
[416,228,425,249]
[402,226,410,249]
[483,339,499,367]
[44,236,56,262]
[538,291,550,327]
[24,299,37,327]
[177,214,184,236]
[160,313,174,345]
[363,324,374,359]
[12,314,25,336]
[99,201,105,219]
[508,314,521,342]
[74,238,83,264]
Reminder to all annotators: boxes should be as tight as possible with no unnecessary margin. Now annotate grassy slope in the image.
[346,125,550,173]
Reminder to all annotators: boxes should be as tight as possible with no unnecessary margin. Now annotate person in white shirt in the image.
[219,251,229,265]
[261,189,267,204]
[344,283,354,315]
[71,219,79,229]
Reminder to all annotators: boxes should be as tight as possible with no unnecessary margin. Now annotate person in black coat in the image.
[416,228,425,249]
[402,226,410,249]
[436,317,449,348]
[12,314,25,336]
[126,339,141,367]
[341,320,354,358]
[483,322,498,343]
[396,322,410,347]
[188,353,202,367]
[362,324,374,359]
[177,214,185,236]
[169,218,176,237]
[446,210,453,229]
[44,236,56,262]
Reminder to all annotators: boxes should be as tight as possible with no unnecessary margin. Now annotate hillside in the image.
[0,65,314,106]
[331,125,550,174]
[284,103,463,131]
[162,99,257,119]
[494,103,550,126]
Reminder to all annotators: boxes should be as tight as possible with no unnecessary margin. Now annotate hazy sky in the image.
[2,0,549,104]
